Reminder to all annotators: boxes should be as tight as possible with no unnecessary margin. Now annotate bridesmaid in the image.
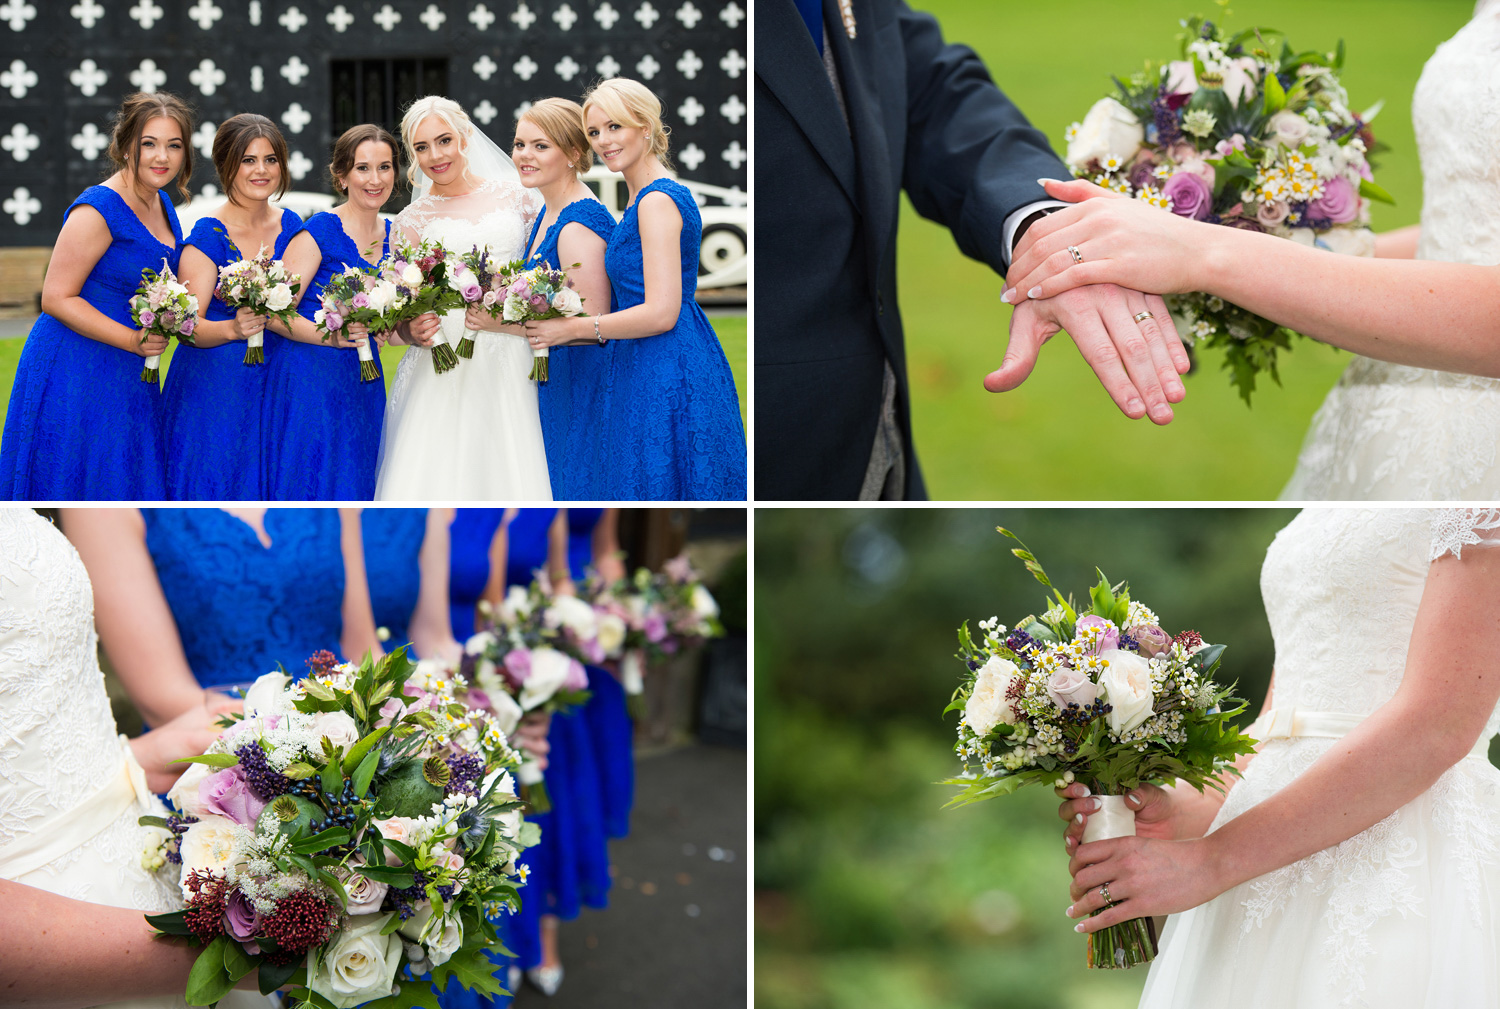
[522,79,747,501]
[360,506,461,661]
[264,126,397,499]
[467,99,614,499]
[0,92,193,499]
[165,114,302,500]
[60,508,381,723]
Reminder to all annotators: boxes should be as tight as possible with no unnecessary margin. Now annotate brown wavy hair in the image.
[106,91,196,202]
[213,113,291,206]
[328,123,402,195]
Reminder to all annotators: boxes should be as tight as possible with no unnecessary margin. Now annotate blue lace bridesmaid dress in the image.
[160,209,302,500]
[141,509,347,688]
[448,509,506,641]
[0,185,181,499]
[262,213,391,500]
[567,508,635,843]
[361,507,427,657]
[596,178,746,500]
[524,200,616,500]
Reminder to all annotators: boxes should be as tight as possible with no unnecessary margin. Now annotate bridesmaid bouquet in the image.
[214,248,301,366]
[369,239,464,375]
[497,263,588,382]
[313,266,385,383]
[140,648,537,1008]
[943,528,1254,970]
[1062,14,1390,402]
[130,259,198,386]
[451,245,510,360]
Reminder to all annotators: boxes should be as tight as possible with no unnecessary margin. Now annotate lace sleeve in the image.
[391,200,429,250]
[1429,508,1500,561]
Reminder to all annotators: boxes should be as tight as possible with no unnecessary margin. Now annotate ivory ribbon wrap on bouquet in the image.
[622,649,646,696]
[1081,794,1137,845]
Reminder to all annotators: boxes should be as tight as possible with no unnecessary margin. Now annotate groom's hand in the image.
[986,284,1188,424]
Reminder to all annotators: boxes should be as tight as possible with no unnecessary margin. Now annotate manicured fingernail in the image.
[1027,287,1042,299]
[1079,785,1092,797]
[1074,923,1086,933]
[999,288,1013,303]
[1038,177,1062,186]
[1088,798,1101,812]
[1073,813,1084,824]
[1065,905,1074,917]
[1126,791,1142,807]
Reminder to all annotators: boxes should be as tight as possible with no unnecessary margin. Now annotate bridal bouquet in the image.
[369,239,464,375]
[495,263,587,382]
[943,528,1254,969]
[141,649,537,1007]
[214,248,300,366]
[129,259,198,386]
[1063,14,1391,402]
[313,267,386,383]
[452,245,517,360]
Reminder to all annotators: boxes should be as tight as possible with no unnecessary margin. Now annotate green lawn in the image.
[897,0,1471,499]
[0,311,748,436]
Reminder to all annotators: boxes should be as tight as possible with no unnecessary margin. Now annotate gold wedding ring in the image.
[1067,245,1084,264]
[1133,311,1154,323]
[1099,882,1114,906]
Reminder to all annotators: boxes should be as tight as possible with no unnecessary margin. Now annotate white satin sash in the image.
[1249,706,1494,761]
[0,735,154,879]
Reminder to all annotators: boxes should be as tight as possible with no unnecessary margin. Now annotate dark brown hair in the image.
[519,98,592,173]
[213,113,291,206]
[328,124,402,195]
[106,91,196,202]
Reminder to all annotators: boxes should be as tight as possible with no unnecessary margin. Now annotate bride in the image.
[0,509,267,1008]
[1059,508,1500,1007]
[375,96,552,501]
[1001,2,1500,499]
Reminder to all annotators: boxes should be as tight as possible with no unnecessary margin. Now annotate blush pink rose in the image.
[1046,666,1100,711]
[1075,615,1120,654]
[1306,176,1360,224]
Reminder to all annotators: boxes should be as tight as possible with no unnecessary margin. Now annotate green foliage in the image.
[257,954,304,995]
[185,936,237,1006]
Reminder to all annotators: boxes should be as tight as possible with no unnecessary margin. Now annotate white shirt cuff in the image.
[1001,199,1068,268]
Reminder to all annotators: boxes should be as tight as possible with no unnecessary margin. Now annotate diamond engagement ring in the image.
[1067,245,1084,264]
[1133,311,1154,323]
[1099,883,1114,906]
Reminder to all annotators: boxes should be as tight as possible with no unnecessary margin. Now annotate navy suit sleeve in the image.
[898,2,1067,275]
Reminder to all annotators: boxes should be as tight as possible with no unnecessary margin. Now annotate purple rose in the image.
[224,888,261,952]
[1306,176,1360,224]
[160,310,176,329]
[1075,615,1119,654]
[179,315,196,336]
[467,688,493,709]
[1047,666,1100,710]
[461,282,482,302]
[503,647,532,683]
[644,613,668,643]
[199,765,268,828]
[326,312,343,331]
[563,659,588,692]
[138,309,156,328]
[352,292,371,309]
[1128,624,1174,658]
[508,278,529,298]
[1162,172,1213,221]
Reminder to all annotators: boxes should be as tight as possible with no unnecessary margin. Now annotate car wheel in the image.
[699,224,746,277]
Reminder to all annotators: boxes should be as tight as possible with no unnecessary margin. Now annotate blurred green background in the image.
[754,508,1298,1009]
[898,0,1472,498]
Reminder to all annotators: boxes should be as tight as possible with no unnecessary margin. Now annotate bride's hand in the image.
[1065,834,1226,933]
[1059,781,1227,853]
[129,699,244,793]
[465,305,503,332]
[1002,178,1217,303]
[406,312,441,348]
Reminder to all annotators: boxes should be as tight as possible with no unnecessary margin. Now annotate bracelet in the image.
[594,315,605,345]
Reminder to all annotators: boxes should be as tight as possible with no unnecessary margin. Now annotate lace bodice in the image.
[393,177,540,266]
[1282,6,1500,499]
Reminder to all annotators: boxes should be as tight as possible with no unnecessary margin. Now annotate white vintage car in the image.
[176,168,748,293]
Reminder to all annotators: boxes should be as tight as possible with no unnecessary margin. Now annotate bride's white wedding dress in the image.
[375,178,554,501]
[0,510,264,1009]
[1140,508,1500,1008]
[1282,1,1500,499]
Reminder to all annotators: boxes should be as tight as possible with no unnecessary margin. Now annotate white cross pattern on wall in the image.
[282,102,311,134]
[251,65,264,92]
[513,55,538,81]
[70,58,108,96]
[555,55,580,81]
[553,3,577,30]
[248,0,259,25]
[469,3,496,30]
[678,143,704,171]
[130,58,166,92]
[71,122,108,160]
[473,99,498,125]
[636,54,660,79]
[473,55,498,81]
[279,5,306,32]
[187,0,221,30]
[2,58,37,98]
[721,140,745,169]
[2,123,38,162]
[287,150,313,181]
[280,55,309,85]
[373,4,400,30]
[1,1,35,32]
[192,120,216,158]
[634,2,658,29]
[595,2,619,29]
[128,0,163,29]
[4,187,40,226]
[70,0,103,28]
[719,1,743,28]
[675,2,701,28]
[419,4,445,30]
[719,49,745,78]
[189,57,225,96]
[511,3,536,29]
[677,50,702,79]
[596,55,621,78]
[677,96,704,126]
[720,94,745,124]
[326,4,353,32]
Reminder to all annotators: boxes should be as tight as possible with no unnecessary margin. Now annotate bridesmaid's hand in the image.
[406,312,441,348]
[514,711,552,771]
[232,307,266,342]
[135,329,170,358]
[523,317,579,349]
[465,305,503,332]
[333,321,370,350]
[130,698,244,793]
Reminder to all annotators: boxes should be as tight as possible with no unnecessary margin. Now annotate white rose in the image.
[400,263,423,286]
[690,584,720,620]
[312,710,361,751]
[1266,110,1310,148]
[426,915,463,966]
[596,614,627,656]
[550,287,583,316]
[1315,227,1376,258]
[313,308,326,326]
[963,656,1023,738]
[465,630,496,656]
[177,814,244,897]
[544,595,598,638]
[166,759,215,818]
[263,283,293,312]
[519,646,572,710]
[243,670,292,720]
[502,292,528,323]
[308,913,404,1009]
[1219,57,1260,107]
[366,280,397,313]
[503,584,534,620]
[1098,649,1155,735]
[482,770,524,837]
[1065,97,1145,170]
[485,684,522,734]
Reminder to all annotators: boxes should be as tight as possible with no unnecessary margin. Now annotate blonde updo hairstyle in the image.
[581,78,672,170]
[519,98,593,174]
[399,95,477,189]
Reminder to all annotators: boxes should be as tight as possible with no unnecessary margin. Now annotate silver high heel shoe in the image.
[526,964,564,996]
